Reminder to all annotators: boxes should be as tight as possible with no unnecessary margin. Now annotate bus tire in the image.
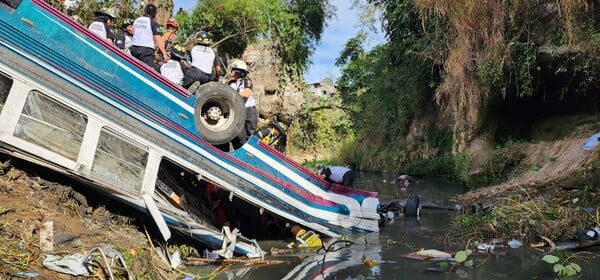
[193,82,246,145]
[405,195,419,217]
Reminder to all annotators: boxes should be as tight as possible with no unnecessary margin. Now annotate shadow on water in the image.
[188,172,600,279]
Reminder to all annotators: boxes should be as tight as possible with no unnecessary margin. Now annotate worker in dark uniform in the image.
[130,4,167,71]
[114,18,134,54]
[227,59,257,149]
[320,165,356,188]
[88,9,115,43]
[255,122,286,152]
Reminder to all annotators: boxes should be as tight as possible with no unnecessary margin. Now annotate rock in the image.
[54,233,77,246]
[71,191,88,207]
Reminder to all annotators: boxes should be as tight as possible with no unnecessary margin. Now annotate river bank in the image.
[0,156,210,279]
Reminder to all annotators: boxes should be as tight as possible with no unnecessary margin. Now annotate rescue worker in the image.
[160,44,188,85]
[227,59,257,148]
[162,19,179,55]
[320,165,356,188]
[182,30,221,88]
[255,122,286,152]
[88,9,115,43]
[130,4,167,72]
[114,18,134,54]
[395,174,416,187]
[287,225,323,249]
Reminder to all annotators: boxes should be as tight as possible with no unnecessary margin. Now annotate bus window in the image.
[0,71,12,112]
[92,128,148,191]
[14,90,87,160]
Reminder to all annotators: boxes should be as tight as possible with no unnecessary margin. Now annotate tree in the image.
[176,0,334,76]
[334,0,443,170]
[46,0,140,28]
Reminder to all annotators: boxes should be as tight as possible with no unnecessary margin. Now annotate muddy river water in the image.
[189,173,600,279]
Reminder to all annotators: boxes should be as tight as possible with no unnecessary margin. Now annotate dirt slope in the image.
[0,159,176,279]
[457,115,600,207]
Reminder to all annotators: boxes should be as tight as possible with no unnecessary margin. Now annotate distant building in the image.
[306,78,337,97]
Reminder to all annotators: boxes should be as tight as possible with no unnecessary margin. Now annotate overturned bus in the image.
[0,0,380,258]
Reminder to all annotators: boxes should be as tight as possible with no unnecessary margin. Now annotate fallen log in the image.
[185,257,288,266]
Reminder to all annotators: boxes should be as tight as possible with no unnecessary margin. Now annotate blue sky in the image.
[172,0,385,83]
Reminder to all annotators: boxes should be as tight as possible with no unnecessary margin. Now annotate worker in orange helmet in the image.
[160,18,179,62]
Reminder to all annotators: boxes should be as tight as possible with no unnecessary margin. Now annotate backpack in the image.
[114,30,126,49]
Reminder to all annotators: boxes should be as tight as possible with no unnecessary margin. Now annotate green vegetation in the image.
[542,253,585,278]
[471,140,526,188]
[308,0,600,184]
[453,249,473,268]
[46,0,333,80]
[448,194,594,243]
[175,0,334,77]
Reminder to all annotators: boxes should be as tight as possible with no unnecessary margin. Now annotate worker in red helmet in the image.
[162,18,179,57]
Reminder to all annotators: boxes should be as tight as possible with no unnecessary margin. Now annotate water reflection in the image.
[281,233,381,280]
[190,173,600,279]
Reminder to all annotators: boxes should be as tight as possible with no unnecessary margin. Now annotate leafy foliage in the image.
[542,254,582,277]
[176,0,334,76]
[334,0,443,171]
[288,92,354,160]
[46,0,140,27]
[474,140,526,188]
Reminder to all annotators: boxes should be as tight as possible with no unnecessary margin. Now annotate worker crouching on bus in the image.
[255,122,286,153]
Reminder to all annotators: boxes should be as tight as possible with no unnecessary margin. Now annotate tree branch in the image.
[295,104,349,118]
[213,28,259,48]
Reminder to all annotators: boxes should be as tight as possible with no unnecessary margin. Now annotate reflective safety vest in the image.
[258,128,280,147]
[287,229,323,248]
[88,21,108,40]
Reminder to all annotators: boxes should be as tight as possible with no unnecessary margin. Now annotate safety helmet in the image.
[94,9,116,19]
[170,45,187,60]
[272,122,286,134]
[121,18,133,29]
[166,18,179,29]
[195,31,212,45]
[229,59,248,74]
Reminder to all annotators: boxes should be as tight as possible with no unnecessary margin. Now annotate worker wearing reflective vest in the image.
[287,225,323,248]
[256,122,285,148]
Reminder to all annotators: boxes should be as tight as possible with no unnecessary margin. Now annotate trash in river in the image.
[417,249,452,259]
[40,220,53,252]
[404,249,453,261]
[84,246,132,279]
[17,271,39,278]
[378,194,421,222]
[508,239,523,248]
[386,210,394,220]
[582,132,600,150]
[574,227,600,241]
[203,248,220,259]
[477,243,495,253]
[362,259,378,268]
[43,253,89,276]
